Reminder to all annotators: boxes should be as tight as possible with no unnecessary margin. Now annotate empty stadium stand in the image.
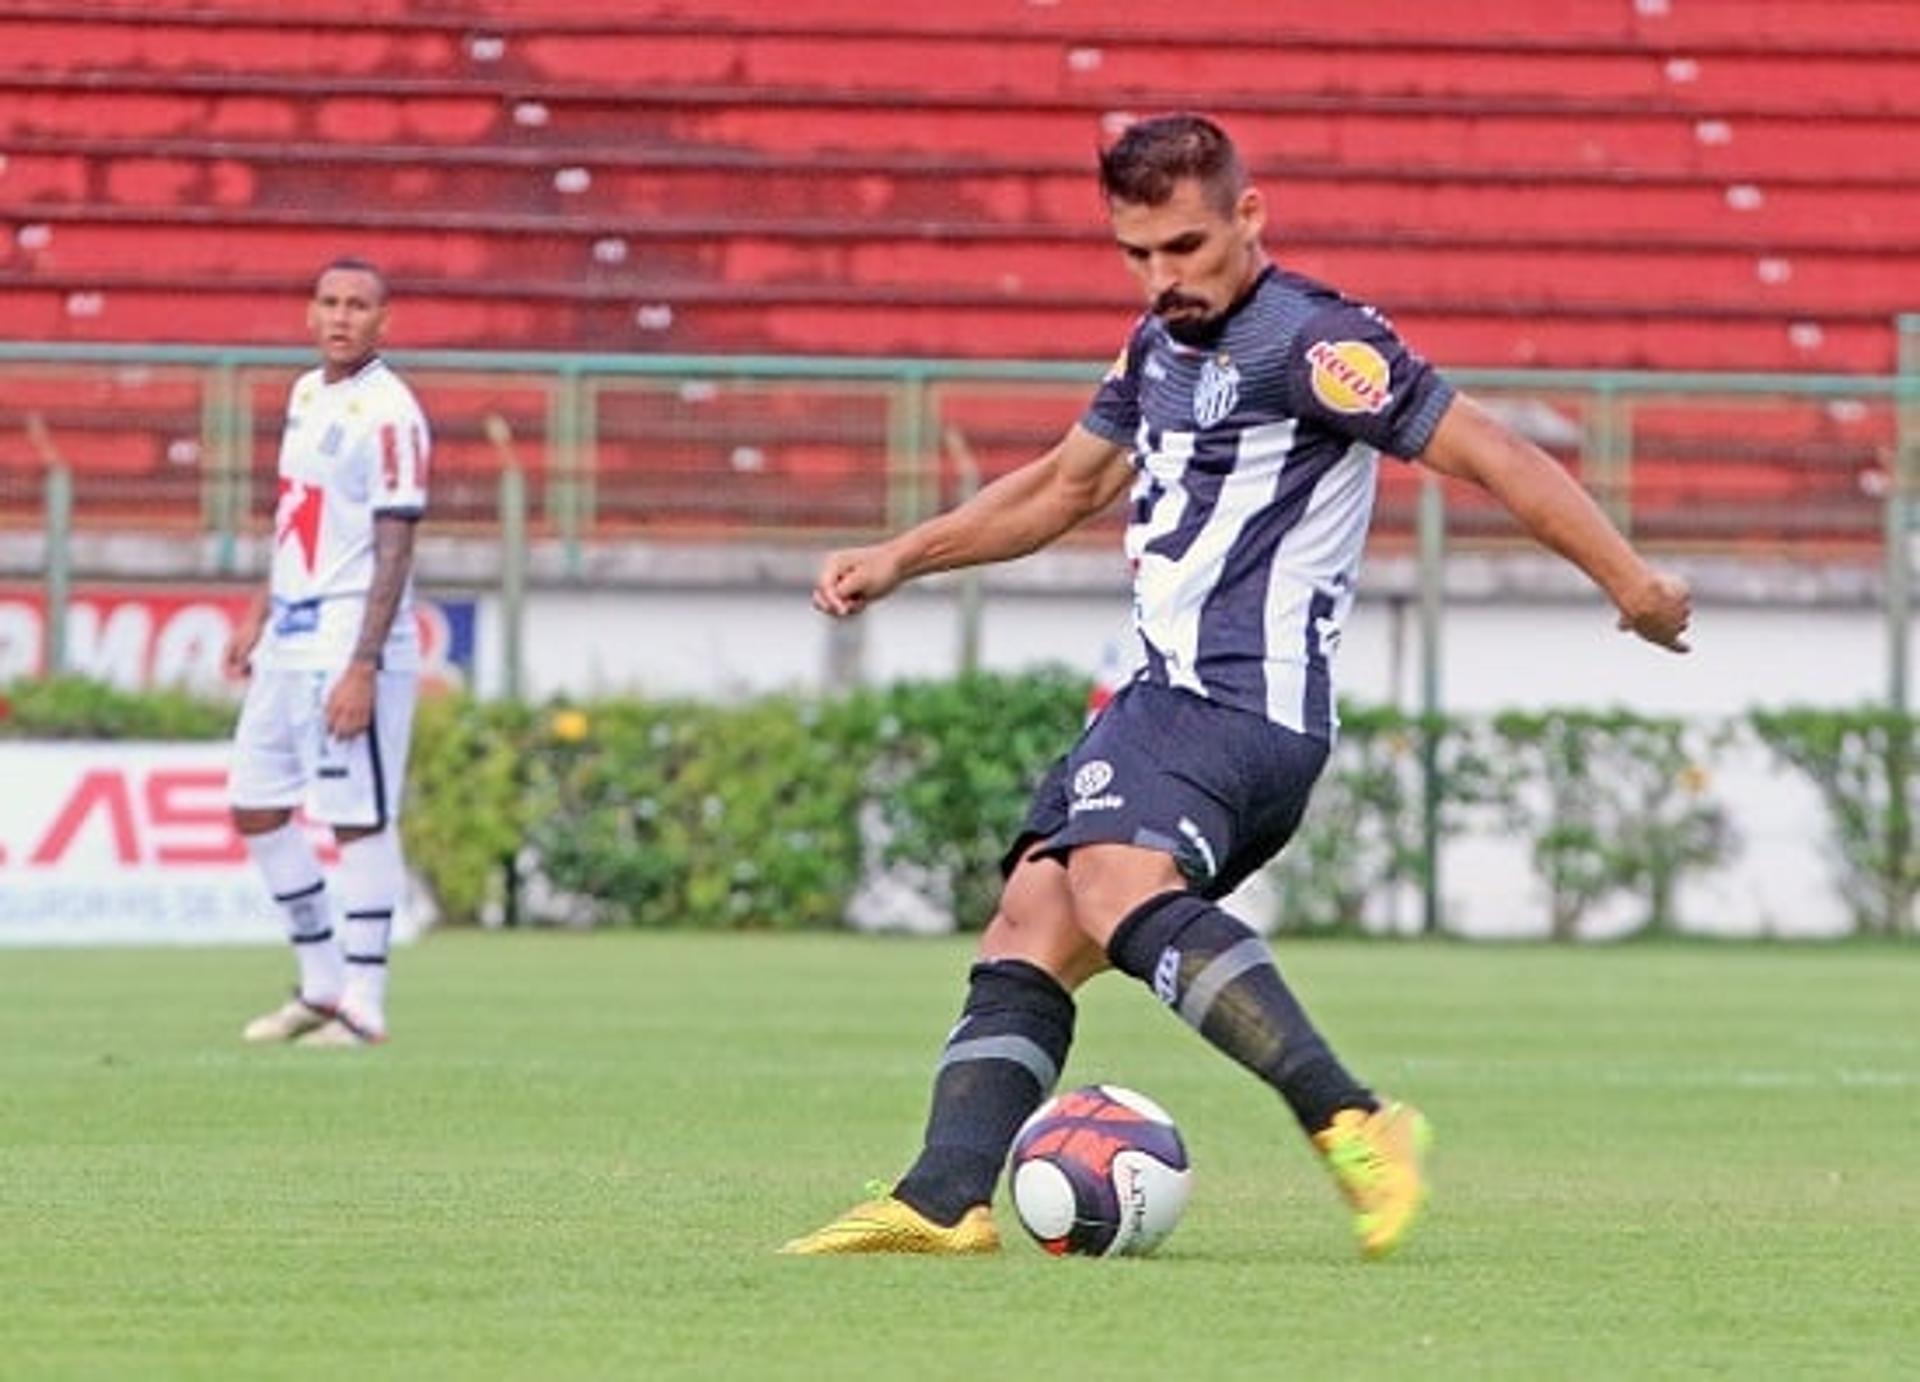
[5,2,1919,367]
[1,0,1913,548]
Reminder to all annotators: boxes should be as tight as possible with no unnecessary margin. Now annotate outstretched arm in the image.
[1416,394,1692,652]
[813,424,1133,617]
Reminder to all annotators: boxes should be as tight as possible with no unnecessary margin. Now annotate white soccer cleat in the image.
[294,1014,388,1048]
[242,994,338,1044]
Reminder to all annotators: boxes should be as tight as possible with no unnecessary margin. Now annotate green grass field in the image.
[2,934,1916,1381]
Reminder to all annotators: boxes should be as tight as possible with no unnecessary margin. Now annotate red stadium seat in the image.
[0,17,459,78]
[1,2,1915,546]
[464,0,1920,51]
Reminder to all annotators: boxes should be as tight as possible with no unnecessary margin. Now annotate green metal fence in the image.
[5,341,1914,548]
[1894,316,1920,723]
[6,338,1920,708]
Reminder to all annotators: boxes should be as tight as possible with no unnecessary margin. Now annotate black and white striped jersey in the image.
[1080,265,1455,740]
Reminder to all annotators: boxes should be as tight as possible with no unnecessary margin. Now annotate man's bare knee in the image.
[231,806,293,837]
[977,854,1108,990]
[1065,843,1186,947]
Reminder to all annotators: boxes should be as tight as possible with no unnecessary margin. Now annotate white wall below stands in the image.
[485,584,1891,717]
[478,574,1892,939]
[1,531,1888,939]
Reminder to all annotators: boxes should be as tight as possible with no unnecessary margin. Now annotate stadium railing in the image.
[3,340,1912,560]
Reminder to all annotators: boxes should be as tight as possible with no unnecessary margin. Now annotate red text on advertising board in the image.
[26,769,245,866]
[15,767,336,869]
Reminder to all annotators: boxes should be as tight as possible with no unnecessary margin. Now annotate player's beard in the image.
[1154,289,1220,345]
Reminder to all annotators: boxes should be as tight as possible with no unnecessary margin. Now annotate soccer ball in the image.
[1008,1084,1192,1257]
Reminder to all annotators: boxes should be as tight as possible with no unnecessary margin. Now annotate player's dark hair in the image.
[1098,113,1247,215]
[316,256,388,303]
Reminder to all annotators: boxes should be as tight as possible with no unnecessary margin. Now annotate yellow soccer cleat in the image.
[1312,1100,1433,1260]
[778,1192,1000,1256]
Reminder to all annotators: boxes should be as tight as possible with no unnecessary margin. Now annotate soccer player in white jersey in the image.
[225,257,430,1048]
[784,115,1692,1258]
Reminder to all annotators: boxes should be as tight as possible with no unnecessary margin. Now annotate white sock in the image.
[335,829,406,1036]
[245,822,343,1008]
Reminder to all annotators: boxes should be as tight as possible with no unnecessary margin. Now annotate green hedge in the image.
[1751,708,1917,935]
[4,675,1913,937]
[489,670,1087,930]
[0,675,235,740]
[1487,710,1736,939]
[1264,705,1500,934]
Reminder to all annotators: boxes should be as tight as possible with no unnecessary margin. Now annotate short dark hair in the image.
[315,255,388,303]
[1098,113,1247,215]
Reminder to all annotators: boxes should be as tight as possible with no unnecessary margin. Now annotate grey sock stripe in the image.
[1177,937,1271,1028]
[937,1035,1059,1094]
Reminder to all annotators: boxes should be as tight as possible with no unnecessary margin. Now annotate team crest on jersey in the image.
[1307,339,1393,415]
[1192,353,1241,428]
[1073,760,1114,798]
[1069,758,1125,816]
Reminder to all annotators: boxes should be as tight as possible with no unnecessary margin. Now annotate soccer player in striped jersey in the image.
[225,257,431,1049]
[783,114,1690,1259]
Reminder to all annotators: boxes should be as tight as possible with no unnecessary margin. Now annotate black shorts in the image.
[1002,680,1329,899]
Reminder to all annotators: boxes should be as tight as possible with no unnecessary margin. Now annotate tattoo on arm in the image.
[350,514,418,665]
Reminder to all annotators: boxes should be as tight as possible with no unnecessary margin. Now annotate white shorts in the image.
[228,667,419,828]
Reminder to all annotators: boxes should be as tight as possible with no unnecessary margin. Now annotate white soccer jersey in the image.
[258,357,430,672]
[1081,267,1455,739]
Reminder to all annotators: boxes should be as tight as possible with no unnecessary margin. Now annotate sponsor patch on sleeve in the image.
[1306,339,1393,415]
[379,423,401,490]
[1104,344,1130,381]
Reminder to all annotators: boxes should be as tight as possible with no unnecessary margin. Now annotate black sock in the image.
[893,959,1076,1227]
[1107,891,1376,1134]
